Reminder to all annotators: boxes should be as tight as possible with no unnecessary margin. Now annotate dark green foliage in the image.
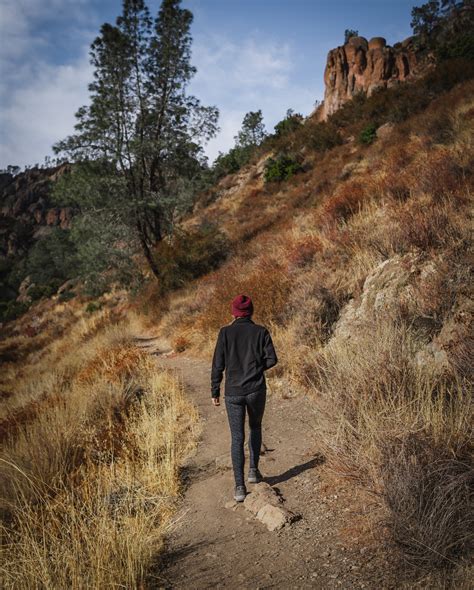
[212,145,254,179]
[264,153,303,183]
[58,291,75,303]
[437,30,474,59]
[359,123,377,145]
[274,109,304,137]
[24,228,77,291]
[85,301,103,313]
[411,0,474,60]
[0,225,77,319]
[28,283,60,301]
[0,300,29,322]
[152,222,229,293]
[70,212,141,297]
[344,29,359,44]
[51,162,145,297]
[265,110,343,157]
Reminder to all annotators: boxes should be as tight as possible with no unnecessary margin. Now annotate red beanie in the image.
[232,294,253,317]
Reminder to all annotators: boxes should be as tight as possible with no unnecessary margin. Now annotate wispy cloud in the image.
[0,0,93,168]
[0,53,92,168]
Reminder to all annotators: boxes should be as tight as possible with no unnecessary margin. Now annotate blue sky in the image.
[0,0,419,169]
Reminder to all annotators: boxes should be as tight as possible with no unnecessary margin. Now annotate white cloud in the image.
[0,51,92,167]
[0,0,93,168]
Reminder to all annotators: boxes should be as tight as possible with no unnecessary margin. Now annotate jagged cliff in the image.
[314,35,435,121]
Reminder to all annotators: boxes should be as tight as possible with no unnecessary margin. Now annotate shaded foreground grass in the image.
[0,311,199,588]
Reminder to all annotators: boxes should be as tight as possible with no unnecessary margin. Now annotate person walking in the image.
[211,294,278,502]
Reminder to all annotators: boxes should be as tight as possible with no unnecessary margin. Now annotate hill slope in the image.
[1,40,473,589]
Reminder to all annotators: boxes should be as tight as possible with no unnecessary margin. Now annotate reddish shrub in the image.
[195,255,292,334]
[322,182,366,223]
[76,346,145,385]
[410,148,467,203]
[286,236,323,270]
[173,334,190,353]
[389,197,463,252]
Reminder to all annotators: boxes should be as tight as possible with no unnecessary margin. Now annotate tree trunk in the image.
[137,221,160,279]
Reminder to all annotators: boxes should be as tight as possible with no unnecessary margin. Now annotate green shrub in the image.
[28,283,60,301]
[58,291,75,303]
[264,153,303,183]
[0,300,29,322]
[85,301,103,313]
[359,122,377,145]
[274,109,303,137]
[24,228,77,292]
[436,31,474,61]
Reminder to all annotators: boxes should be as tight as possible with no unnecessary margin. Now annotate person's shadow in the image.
[262,453,325,486]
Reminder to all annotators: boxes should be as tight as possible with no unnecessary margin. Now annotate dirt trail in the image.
[136,337,398,589]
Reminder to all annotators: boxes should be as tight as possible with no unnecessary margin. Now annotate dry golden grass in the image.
[0,308,199,588]
[311,318,473,567]
[141,80,474,581]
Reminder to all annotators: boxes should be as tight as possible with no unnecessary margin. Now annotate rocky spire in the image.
[314,35,435,121]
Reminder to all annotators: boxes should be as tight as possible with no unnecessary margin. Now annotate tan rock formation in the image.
[315,35,433,121]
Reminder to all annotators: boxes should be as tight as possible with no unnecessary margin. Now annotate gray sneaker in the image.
[234,485,247,502]
[248,467,263,483]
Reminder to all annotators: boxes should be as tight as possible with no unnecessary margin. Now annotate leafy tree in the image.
[411,0,474,59]
[70,211,141,296]
[54,0,219,279]
[23,228,78,297]
[344,29,359,43]
[274,109,304,136]
[234,109,267,148]
[207,109,267,182]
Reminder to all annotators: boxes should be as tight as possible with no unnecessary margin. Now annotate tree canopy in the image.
[54,0,219,279]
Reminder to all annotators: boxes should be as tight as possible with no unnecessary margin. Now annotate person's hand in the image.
[212,396,220,406]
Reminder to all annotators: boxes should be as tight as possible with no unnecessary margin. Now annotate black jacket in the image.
[211,316,278,398]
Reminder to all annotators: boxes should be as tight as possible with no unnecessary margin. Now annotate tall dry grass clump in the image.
[312,319,473,570]
[1,311,199,589]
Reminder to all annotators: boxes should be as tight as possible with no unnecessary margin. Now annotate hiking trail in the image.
[135,334,399,589]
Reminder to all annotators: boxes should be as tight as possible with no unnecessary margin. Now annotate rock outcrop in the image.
[314,35,434,121]
[0,164,72,258]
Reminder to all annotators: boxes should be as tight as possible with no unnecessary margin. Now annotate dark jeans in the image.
[224,388,266,487]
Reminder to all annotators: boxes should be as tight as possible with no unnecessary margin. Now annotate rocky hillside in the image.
[0,25,453,323]
[0,164,74,310]
[0,164,72,255]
